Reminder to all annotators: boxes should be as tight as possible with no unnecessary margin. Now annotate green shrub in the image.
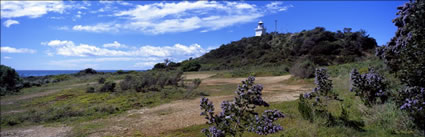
[192,78,202,88]
[77,68,97,75]
[98,77,106,84]
[100,81,116,92]
[86,87,96,93]
[290,59,316,79]
[181,60,201,72]
[298,94,314,122]
[0,65,22,96]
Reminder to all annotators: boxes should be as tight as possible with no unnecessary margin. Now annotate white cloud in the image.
[103,41,127,48]
[3,19,19,27]
[72,24,120,32]
[1,46,36,54]
[42,40,74,47]
[266,2,293,13]
[0,1,67,18]
[48,57,162,69]
[42,40,207,58]
[3,56,12,59]
[71,1,290,34]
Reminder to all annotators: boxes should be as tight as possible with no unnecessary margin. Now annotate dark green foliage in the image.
[77,68,97,75]
[0,65,22,96]
[181,60,201,72]
[153,59,182,71]
[119,70,183,92]
[99,81,116,92]
[86,87,96,93]
[98,77,106,84]
[192,78,202,89]
[298,94,314,122]
[198,27,377,70]
[290,59,316,79]
[116,70,125,74]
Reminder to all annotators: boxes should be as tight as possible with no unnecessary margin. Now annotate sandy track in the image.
[0,125,71,137]
[0,82,93,105]
[88,75,310,137]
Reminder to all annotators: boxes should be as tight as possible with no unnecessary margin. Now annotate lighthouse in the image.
[255,20,266,36]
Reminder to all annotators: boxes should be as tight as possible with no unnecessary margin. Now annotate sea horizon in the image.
[16,70,145,77]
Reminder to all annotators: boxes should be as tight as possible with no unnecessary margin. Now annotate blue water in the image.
[16,70,140,77]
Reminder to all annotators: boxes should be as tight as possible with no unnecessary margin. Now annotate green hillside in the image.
[196,27,377,70]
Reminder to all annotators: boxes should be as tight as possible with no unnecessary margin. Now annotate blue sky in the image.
[1,1,407,70]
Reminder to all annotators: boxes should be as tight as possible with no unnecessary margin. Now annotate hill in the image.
[195,27,377,70]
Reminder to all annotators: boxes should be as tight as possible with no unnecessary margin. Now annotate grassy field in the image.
[160,59,421,137]
[0,72,203,129]
[1,60,422,137]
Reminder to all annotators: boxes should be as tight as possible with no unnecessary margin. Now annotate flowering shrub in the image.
[200,76,285,137]
[399,86,425,133]
[298,68,364,129]
[350,68,388,106]
[299,68,336,122]
[376,0,425,134]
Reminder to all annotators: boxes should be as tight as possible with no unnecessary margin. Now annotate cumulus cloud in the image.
[1,46,36,54]
[103,41,127,48]
[0,1,67,18]
[42,40,207,57]
[3,56,12,59]
[71,1,290,34]
[3,19,19,27]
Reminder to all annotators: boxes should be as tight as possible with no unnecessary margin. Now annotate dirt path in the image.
[0,125,71,137]
[0,82,93,105]
[88,75,311,137]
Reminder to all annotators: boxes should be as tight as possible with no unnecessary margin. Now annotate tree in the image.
[0,65,22,96]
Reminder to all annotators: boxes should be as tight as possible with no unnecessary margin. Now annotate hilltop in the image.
[192,27,377,70]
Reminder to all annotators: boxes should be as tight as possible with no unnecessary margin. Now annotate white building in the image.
[255,20,266,36]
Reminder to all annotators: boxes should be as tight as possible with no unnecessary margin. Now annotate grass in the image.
[211,64,289,78]
[1,60,422,136]
[160,60,421,137]
[0,72,204,130]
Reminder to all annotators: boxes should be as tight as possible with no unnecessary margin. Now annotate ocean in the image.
[16,70,140,77]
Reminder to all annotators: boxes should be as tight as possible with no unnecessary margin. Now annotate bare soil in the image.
[87,74,310,137]
[0,74,310,137]
[0,125,71,137]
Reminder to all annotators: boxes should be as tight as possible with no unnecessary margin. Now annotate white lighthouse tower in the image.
[255,20,266,36]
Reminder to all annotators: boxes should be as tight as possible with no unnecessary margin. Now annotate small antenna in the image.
[275,20,277,32]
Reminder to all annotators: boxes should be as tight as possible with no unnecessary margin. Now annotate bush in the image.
[120,75,134,91]
[181,60,201,72]
[0,65,22,96]
[192,78,202,88]
[376,0,425,134]
[298,68,363,129]
[100,81,116,92]
[200,76,285,136]
[350,68,389,106]
[98,77,106,84]
[116,70,125,74]
[86,87,96,93]
[290,59,316,79]
[77,68,97,75]
[119,70,183,92]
